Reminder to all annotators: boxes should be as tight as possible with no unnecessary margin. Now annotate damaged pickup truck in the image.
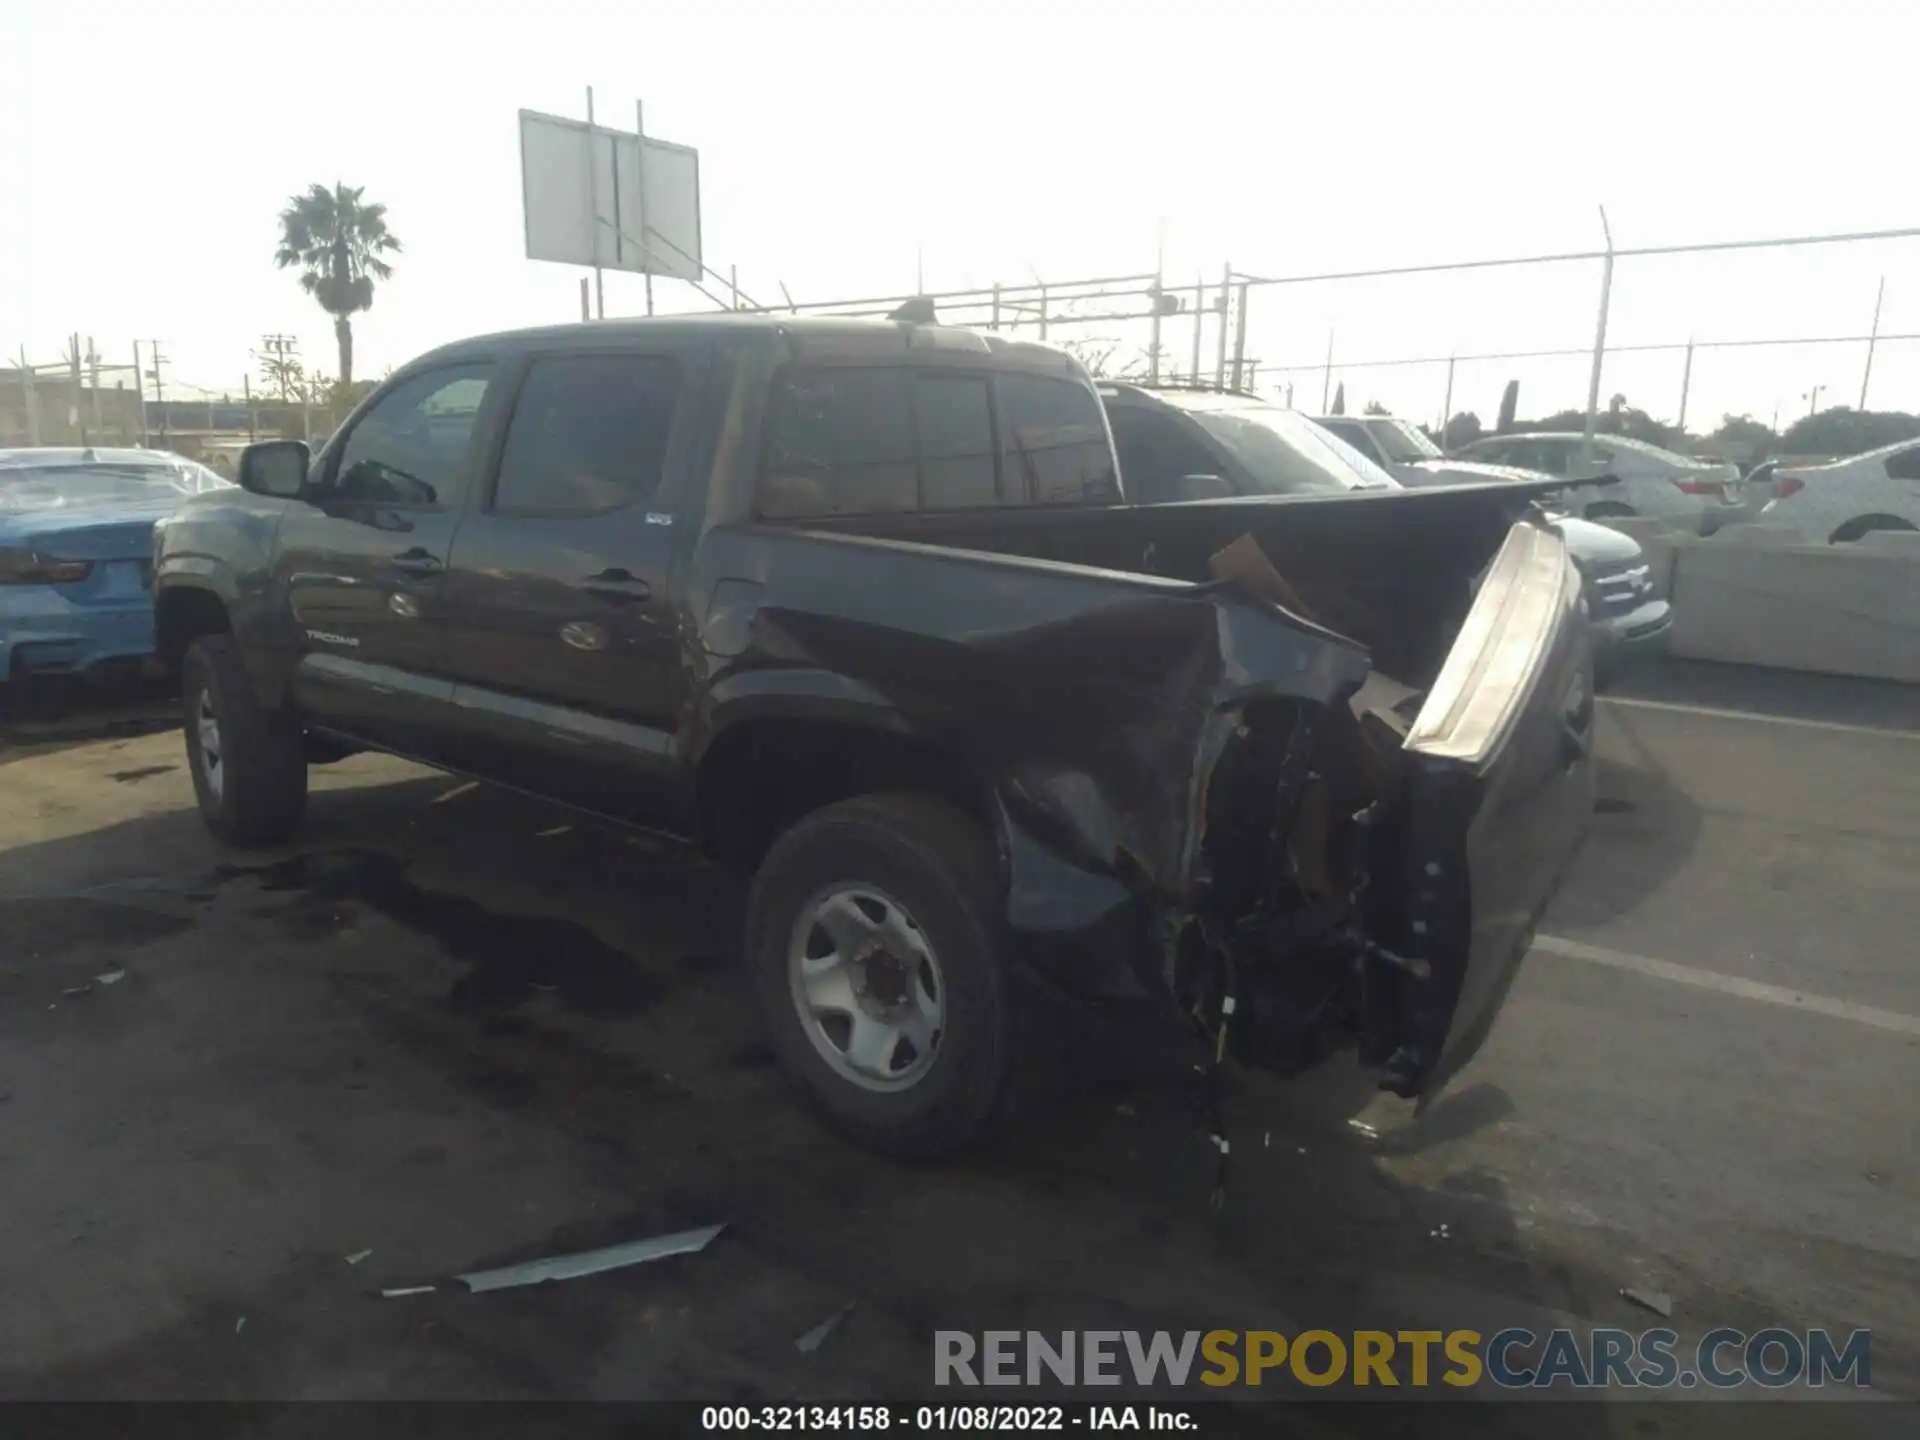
[151,315,1595,1157]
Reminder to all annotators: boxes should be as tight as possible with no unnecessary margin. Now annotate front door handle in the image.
[580,567,651,603]
[391,547,442,577]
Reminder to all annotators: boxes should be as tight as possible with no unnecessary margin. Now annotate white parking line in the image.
[1600,694,1919,741]
[1533,933,1920,1037]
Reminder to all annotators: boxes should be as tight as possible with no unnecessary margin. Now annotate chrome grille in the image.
[1592,563,1651,613]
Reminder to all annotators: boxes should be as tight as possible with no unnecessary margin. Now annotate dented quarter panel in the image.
[683,520,1373,1000]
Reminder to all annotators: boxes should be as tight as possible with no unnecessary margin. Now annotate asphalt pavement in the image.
[0,660,1913,1428]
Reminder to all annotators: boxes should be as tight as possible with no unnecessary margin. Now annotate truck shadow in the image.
[0,771,1637,1423]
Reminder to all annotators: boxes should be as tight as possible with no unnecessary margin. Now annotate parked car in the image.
[0,446,232,683]
[1454,431,1745,534]
[153,316,1595,1159]
[1760,436,1920,543]
[1102,388,1669,688]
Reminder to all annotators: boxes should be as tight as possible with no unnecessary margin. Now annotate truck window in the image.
[760,368,918,518]
[491,355,681,515]
[1108,407,1223,505]
[1320,419,1381,463]
[329,363,494,509]
[914,373,999,510]
[998,374,1119,505]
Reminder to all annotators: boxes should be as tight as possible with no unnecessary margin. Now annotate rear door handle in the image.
[580,567,651,603]
[391,548,442,577]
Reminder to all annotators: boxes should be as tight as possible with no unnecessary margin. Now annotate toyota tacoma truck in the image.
[151,314,1595,1158]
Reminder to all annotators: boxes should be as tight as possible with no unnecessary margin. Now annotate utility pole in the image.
[147,340,169,443]
[1805,385,1824,418]
[87,337,102,439]
[132,341,147,445]
[1860,276,1885,410]
[586,86,604,320]
[1677,337,1695,433]
[244,375,257,440]
[18,346,40,446]
[68,333,85,443]
[1581,205,1615,473]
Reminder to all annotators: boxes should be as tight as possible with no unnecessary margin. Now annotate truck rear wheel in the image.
[744,793,1012,1158]
[182,635,308,846]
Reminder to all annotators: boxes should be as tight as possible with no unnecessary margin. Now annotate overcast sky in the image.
[3,0,1915,432]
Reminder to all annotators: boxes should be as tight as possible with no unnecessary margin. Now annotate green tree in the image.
[1442,411,1484,450]
[1713,414,1777,448]
[1363,400,1391,416]
[273,183,401,387]
[1779,407,1920,457]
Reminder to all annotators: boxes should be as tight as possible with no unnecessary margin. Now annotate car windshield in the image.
[1166,397,1400,493]
[1371,418,1443,462]
[0,454,233,512]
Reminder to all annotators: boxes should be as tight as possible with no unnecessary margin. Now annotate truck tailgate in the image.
[1388,518,1596,1098]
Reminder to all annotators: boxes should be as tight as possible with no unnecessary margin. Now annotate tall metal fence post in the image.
[20,346,41,446]
[132,341,146,445]
[1677,338,1695,431]
[1037,284,1048,340]
[1319,330,1334,413]
[1214,262,1231,389]
[1191,276,1204,382]
[1148,222,1165,383]
[1861,276,1885,409]
[1581,206,1615,471]
[87,338,103,438]
[1440,354,1456,450]
[1230,281,1250,391]
[990,283,1001,331]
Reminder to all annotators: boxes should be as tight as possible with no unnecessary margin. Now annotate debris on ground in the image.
[796,1304,854,1354]
[381,1286,436,1299]
[1621,1287,1674,1318]
[95,969,127,986]
[235,1317,246,1333]
[432,781,479,805]
[1429,1223,1451,1239]
[344,1249,373,1265]
[61,986,91,997]
[1348,1119,1380,1140]
[456,1222,726,1294]
[536,825,573,838]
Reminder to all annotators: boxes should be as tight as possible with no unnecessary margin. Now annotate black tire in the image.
[745,793,1012,1159]
[1829,515,1917,545]
[182,635,308,846]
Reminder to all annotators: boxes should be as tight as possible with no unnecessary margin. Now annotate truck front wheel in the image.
[182,635,309,846]
[745,793,1013,1158]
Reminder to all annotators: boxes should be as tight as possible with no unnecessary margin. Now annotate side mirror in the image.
[1175,473,1233,501]
[238,440,310,498]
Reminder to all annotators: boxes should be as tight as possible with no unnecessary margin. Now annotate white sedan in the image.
[1454,431,1746,534]
[1761,437,1920,543]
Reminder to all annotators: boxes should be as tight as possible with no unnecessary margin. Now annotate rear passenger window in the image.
[999,374,1118,504]
[914,374,998,510]
[492,355,681,514]
[761,369,917,518]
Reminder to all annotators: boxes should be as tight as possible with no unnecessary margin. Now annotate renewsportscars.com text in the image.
[934,1328,1871,1391]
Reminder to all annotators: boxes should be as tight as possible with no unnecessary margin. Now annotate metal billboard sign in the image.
[518,107,703,282]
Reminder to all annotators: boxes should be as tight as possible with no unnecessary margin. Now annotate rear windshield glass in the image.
[0,456,233,511]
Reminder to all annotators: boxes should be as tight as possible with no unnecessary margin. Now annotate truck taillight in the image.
[1672,478,1726,496]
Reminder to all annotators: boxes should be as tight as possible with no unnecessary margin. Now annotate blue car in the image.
[0,447,233,683]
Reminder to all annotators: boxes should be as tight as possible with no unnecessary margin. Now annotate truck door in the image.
[271,360,498,757]
[433,347,699,825]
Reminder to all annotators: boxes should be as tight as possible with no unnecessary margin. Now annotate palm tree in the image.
[273,183,401,388]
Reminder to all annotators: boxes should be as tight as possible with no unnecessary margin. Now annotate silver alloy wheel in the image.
[195,685,224,801]
[788,885,945,1092]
